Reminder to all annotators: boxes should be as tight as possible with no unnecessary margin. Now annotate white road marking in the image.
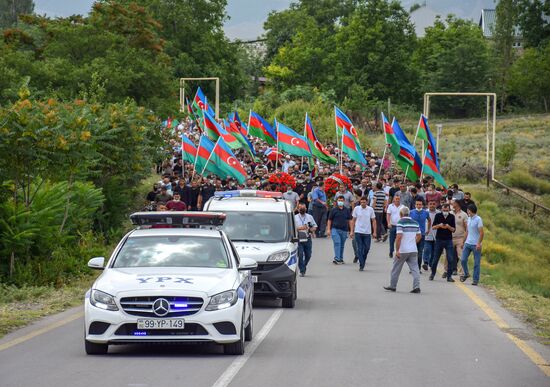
[211,309,284,387]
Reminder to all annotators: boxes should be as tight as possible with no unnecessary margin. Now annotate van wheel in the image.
[85,339,108,355]
[244,312,253,342]
[282,281,296,308]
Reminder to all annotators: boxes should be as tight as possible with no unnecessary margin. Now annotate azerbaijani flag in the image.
[305,113,337,164]
[203,110,240,149]
[193,86,215,117]
[248,111,276,145]
[335,106,360,143]
[341,126,367,166]
[398,150,423,182]
[225,119,257,158]
[230,111,248,136]
[181,135,196,164]
[195,135,225,177]
[382,112,402,162]
[275,119,311,157]
[391,118,416,166]
[211,138,248,184]
[264,147,284,161]
[417,115,446,186]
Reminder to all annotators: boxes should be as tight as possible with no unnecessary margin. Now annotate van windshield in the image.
[221,211,289,243]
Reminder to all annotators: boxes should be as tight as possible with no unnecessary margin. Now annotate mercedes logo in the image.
[152,298,170,317]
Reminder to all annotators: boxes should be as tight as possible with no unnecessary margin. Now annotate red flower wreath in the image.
[324,173,352,198]
[268,172,296,192]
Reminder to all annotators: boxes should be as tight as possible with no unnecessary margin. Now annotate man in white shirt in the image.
[386,195,405,258]
[384,207,422,293]
[350,197,377,271]
[282,155,296,173]
[294,203,317,276]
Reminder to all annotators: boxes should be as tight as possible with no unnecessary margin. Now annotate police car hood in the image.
[94,267,237,297]
[232,241,293,262]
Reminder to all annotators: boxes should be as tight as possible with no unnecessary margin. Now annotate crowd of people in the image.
[146,118,484,292]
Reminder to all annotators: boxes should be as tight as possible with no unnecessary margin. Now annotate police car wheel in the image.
[85,339,108,355]
[282,281,296,308]
[224,314,245,355]
[244,312,253,342]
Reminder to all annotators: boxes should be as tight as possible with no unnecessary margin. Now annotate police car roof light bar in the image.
[213,190,283,199]
[130,211,226,228]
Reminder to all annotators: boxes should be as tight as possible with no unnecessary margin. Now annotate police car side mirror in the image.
[238,258,257,271]
[88,257,105,270]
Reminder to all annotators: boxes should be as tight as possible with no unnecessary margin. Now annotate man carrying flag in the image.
[305,113,337,164]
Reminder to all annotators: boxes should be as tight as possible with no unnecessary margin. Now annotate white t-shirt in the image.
[352,205,376,234]
[387,204,405,226]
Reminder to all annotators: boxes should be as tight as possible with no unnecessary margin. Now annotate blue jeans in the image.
[331,228,348,262]
[416,236,425,269]
[431,239,454,279]
[461,243,482,282]
[423,240,435,266]
[389,226,397,256]
[355,233,371,269]
[298,238,313,274]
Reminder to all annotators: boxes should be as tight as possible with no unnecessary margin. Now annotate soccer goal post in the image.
[423,92,497,187]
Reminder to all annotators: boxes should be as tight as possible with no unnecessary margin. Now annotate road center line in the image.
[0,311,84,352]
[455,281,550,378]
[211,309,284,387]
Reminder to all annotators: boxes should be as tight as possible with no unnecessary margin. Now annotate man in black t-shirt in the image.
[326,198,353,264]
[429,203,456,282]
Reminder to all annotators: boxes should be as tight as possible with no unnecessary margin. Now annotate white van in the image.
[204,190,298,308]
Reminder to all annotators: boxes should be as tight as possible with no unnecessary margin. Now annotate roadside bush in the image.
[496,139,517,168]
[502,170,550,195]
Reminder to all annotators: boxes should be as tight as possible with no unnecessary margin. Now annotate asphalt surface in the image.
[0,237,549,387]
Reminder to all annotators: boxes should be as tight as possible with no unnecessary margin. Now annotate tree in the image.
[413,16,492,116]
[509,42,550,111]
[493,0,519,112]
[0,0,33,28]
[516,0,550,48]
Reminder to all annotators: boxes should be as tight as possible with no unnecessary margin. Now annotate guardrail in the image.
[492,179,550,214]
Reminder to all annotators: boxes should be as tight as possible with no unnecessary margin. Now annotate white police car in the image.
[84,212,256,355]
[204,190,299,308]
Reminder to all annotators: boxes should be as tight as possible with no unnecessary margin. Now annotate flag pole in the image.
[339,125,344,175]
[275,119,280,171]
[201,138,219,176]
[334,107,341,174]
[403,119,421,182]
[247,110,251,137]
[376,144,388,182]
[181,135,185,184]
[301,113,307,172]
[192,134,202,181]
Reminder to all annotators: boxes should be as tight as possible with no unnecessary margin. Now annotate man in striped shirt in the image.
[384,207,422,293]
[371,182,387,241]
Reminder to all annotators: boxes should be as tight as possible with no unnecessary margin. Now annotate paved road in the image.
[1,237,549,387]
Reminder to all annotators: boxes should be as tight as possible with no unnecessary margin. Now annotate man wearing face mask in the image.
[294,203,317,276]
[326,198,353,264]
[282,185,300,211]
[429,203,456,282]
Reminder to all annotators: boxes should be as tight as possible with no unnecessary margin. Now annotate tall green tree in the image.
[413,16,491,116]
[516,0,550,48]
[0,0,33,28]
[493,0,519,112]
[509,42,550,111]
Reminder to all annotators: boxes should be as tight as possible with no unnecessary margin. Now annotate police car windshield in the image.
[113,236,229,269]
[221,212,288,243]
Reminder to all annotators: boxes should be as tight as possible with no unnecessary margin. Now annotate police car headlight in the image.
[90,290,118,311]
[267,250,290,262]
[206,290,238,311]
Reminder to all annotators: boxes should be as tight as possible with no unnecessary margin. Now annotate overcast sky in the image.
[34,0,494,40]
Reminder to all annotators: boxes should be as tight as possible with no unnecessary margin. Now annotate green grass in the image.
[0,274,98,338]
[465,184,550,342]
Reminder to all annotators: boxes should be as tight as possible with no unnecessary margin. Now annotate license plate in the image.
[251,275,258,283]
[137,319,185,330]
